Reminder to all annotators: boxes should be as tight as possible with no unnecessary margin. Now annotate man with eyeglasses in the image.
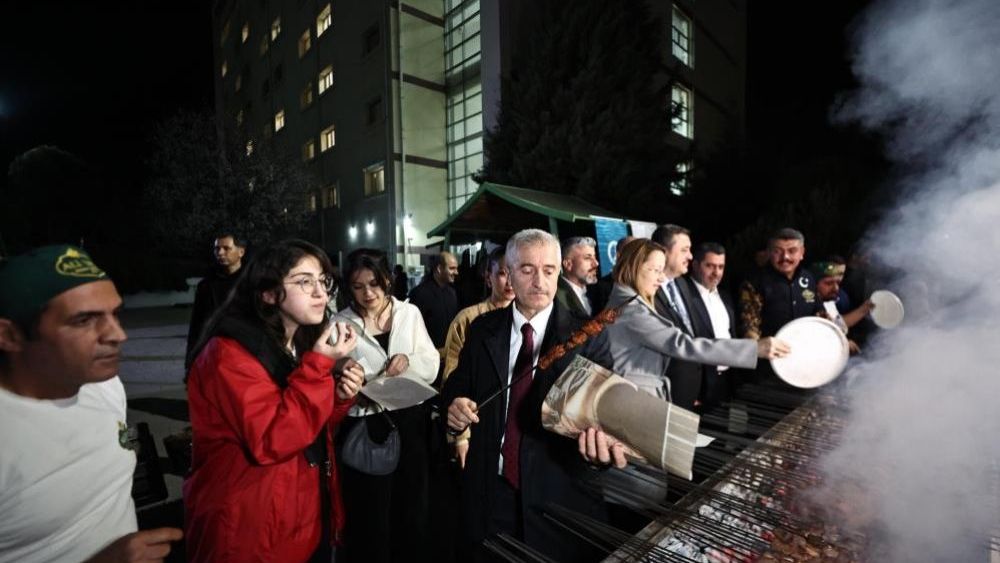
[186,233,247,369]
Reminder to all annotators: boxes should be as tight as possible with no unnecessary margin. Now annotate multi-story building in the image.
[210,0,745,267]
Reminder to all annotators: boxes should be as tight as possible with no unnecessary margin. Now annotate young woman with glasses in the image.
[332,247,439,563]
[184,239,365,562]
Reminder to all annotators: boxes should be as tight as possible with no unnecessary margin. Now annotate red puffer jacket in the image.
[184,337,353,562]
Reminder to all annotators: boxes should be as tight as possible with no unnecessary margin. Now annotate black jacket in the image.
[441,302,606,561]
[680,276,738,407]
[654,279,713,410]
[186,269,241,368]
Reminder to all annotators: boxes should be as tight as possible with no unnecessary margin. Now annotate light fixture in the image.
[365,220,375,236]
[348,225,358,240]
[403,214,413,233]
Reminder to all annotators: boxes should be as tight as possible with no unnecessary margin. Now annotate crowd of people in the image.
[0,224,879,562]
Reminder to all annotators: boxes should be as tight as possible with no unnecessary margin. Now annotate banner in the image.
[593,218,629,277]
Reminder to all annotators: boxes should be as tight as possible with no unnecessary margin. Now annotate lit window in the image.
[221,60,228,78]
[309,193,317,212]
[318,65,333,94]
[317,5,332,37]
[363,163,385,196]
[271,17,281,40]
[670,161,692,196]
[298,30,311,57]
[671,84,693,139]
[241,23,249,43]
[259,34,269,56]
[246,140,254,156]
[324,183,340,208]
[320,125,336,152]
[301,82,314,108]
[235,74,242,93]
[302,140,316,161]
[671,8,692,67]
[274,109,285,132]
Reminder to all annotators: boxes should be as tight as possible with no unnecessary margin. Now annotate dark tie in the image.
[501,322,535,489]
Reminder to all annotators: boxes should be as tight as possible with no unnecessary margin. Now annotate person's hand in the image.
[848,339,861,355]
[862,299,876,315]
[757,337,790,359]
[454,439,469,469]
[314,322,357,359]
[85,528,183,562]
[447,397,479,432]
[578,427,627,469]
[336,358,365,400]
[385,353,409,377]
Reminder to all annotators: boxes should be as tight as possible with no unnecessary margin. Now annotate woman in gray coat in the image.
[592,239,788,402]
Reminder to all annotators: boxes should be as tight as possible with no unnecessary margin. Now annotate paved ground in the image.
[119,306,191,515]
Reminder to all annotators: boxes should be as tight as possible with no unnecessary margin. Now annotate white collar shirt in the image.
[562,276,592,316]
[693,279,732,371]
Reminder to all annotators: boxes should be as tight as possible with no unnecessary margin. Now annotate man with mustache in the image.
[0,246,182,562]
[555,236,600,319]
[738,228,823,386]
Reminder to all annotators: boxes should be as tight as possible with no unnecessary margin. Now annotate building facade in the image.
[210,0,745,267]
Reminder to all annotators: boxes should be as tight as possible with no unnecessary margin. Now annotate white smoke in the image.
[819,0,1000,561]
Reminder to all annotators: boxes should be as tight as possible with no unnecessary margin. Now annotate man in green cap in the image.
[811,255,874,354]
[0,245,182,562]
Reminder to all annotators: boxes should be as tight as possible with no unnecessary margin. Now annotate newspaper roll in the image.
[541,355,700,480]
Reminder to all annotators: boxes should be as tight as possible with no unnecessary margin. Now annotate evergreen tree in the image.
[480,0,685,220]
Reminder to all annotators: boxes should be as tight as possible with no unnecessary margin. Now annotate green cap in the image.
[0,245,108,329]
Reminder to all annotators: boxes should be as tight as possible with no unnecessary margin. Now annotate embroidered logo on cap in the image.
[55,248,106,279]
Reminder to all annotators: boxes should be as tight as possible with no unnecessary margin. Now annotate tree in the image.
[145,110,315,256]
[479,0,685,221]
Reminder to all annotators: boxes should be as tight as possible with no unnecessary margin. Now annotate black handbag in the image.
[339,409,400,476]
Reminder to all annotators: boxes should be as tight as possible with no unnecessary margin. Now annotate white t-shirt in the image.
[0,376,138,563]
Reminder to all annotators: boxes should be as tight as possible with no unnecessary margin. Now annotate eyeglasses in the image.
[285,276,335,295]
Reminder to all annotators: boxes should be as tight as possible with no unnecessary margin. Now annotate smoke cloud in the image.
[819,0,1000,561]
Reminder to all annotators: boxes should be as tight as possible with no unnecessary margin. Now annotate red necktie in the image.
[501,322,535,489]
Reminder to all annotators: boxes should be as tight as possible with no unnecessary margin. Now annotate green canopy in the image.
[427,182,627,245]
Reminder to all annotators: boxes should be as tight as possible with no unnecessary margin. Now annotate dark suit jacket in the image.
[680,276,738,407]
[555,276,599,319]
[441,302,606,561]
[655,279,713,410]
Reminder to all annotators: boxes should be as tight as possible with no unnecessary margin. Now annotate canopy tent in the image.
[427,182,631,246]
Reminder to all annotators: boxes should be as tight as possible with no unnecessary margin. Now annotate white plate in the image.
[869,289,905,329]
[770,317,850,388]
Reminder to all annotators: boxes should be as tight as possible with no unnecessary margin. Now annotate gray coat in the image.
[590,284,758,401]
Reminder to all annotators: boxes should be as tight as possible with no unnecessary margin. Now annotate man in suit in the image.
[684,242,738,409]
[650,224,713,410]
[555,236,600,319]
[444,229,625,562]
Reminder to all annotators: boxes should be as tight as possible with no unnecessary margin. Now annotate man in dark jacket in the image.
[684,242,738,409]
[408,251,459,352]
[185,233,246,368]
[443,229,624,562]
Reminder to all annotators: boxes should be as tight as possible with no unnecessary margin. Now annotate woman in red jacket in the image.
[184,239,365,562]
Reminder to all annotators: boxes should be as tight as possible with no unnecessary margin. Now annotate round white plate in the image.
[869,289,905,329]
[770,317,850,388]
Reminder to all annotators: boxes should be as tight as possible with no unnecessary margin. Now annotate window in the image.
[259,34,269,56]
[671,7,692,67]
[366,96,383,126]
[671,84,693,139]
[324,183,340,208]
[320,125,336,151]
[274,109,285,132]
[300,82,314,108]
[246,139,254,156]
[670,161,692,196]
[235,109,244,126]
[302,139,316,161]
[298,30,311,57]
[316,4,332,37]
[221,60,228,78]
[363,163,385,196]
[362,24,380,56]
[309,192,318,212]
[318,65,333,94]
[235,74,242,93]
[241,22,249,43]
[221,20,231,45]
[271,16,281,40]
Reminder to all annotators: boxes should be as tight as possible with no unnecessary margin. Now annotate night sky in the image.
[0,1,213,188]
[1,1,877,216]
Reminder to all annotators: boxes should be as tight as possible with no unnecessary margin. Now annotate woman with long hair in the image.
[184,239,365,562]
[594,239,788,401]
[332,248,439,563]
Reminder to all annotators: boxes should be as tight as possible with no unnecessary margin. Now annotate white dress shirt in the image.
[498,301,553,472]
[562,276,592,316]
[693,279,732,372]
